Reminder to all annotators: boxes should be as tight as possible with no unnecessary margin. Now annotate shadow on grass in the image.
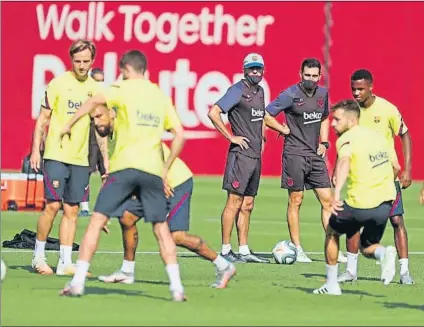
[30,285,171,302]
[84,286,171,301]
[301,272,380,282]
[8,265,34,273]
[377,301,424,312]
[282,286,386,298]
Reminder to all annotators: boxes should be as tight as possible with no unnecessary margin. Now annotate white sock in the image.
[399,258,409,275]
[165,264,184,293]
[80,202,89,211]
[326,263,338,287]
[374,246,386,261]
[296,245,304,253]
[239,245,250,255]
[59,245,73,265]
[346,252,359,276]
[121,260,135,274]
[213,255,230,271]
[70,260,90,286]
[221,244,232,255]
[34,239,46,256]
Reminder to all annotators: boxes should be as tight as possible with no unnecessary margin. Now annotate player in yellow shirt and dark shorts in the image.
[29,40,103,276]
[86,105,236,288]
[337,70,414,285]
[58,50,186,301]
[314,100,399,295]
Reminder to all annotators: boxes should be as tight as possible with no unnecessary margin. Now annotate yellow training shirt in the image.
[336,125,396,209]
[104,79,182,176]
[359,95,407,156]
[42,71,102,166]
[161,143,193,188]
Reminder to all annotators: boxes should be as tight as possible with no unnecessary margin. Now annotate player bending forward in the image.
[59,50,186,301]
[313,100,399,295]
[89,106,236,288]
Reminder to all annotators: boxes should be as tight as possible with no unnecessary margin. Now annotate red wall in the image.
[2,2,423,178]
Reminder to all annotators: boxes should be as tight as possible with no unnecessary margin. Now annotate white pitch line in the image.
[2,250,424,255]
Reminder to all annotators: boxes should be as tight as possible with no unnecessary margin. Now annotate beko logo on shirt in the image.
[369,151,389,163]
[136,111,160,127]
[67,100,82,113]
[303,111,322,124]
[251,107,264,121]
[370,151,390,169]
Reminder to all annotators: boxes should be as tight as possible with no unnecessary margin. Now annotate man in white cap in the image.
[208,53,290,263]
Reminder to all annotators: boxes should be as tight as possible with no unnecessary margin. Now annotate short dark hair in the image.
[69,39,96,59]
[91,68,103,77]
[351,69,373,83]
[301,58,321,74]
[332,99,361,118]
[119,50,148,73]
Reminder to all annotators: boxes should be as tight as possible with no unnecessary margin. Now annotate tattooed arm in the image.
[30,107,52,172]
[95,130,109,178]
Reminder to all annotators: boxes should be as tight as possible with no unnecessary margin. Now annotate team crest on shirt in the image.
[374,116,381,123]
[87,91,93,97]
[52,180,60,189]
[242,93,252,102]
[317,97,324,108]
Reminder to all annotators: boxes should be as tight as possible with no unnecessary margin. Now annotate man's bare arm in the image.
[95,130,109,174]
[320,117,330,143]
[207,105,233,141]
[264,112,290,135]
[208,104,250,149]
[334,156,350,197]
[164,124,185,172]
[65,93,106,131]
[32,107,51,153]
[399,131,412,188]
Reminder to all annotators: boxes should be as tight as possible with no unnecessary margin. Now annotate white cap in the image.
[243,53,265,69]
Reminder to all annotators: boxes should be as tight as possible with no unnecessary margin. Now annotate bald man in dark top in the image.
[266,58,347,264]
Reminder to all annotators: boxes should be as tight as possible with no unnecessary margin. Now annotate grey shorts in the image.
[281,153,331,191]
[109,178,193,232]
[94,169,167,224]
[329,201,393,248]
[43,159,90,204]
[223,151,261,196]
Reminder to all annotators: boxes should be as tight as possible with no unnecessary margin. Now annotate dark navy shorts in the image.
[94,169,168,224]
[43,159,90,204]
[329,201,392,248]
[223,151,261,197]
[281,153,331,191]
[109,178,193,232]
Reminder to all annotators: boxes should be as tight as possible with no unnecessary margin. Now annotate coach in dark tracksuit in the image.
[208,53,290,264]
[266,58,346,264]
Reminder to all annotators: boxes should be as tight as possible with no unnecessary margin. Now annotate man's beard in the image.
[97,126,111,137]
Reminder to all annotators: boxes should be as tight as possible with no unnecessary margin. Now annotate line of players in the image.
[28,40,417,300]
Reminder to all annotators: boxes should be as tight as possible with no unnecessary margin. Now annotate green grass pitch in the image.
[1,176,423,325]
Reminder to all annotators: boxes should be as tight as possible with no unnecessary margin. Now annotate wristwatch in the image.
[321,142,330,149]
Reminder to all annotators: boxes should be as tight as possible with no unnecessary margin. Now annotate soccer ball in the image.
[1,259,6,281]
[272,240,297,264]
